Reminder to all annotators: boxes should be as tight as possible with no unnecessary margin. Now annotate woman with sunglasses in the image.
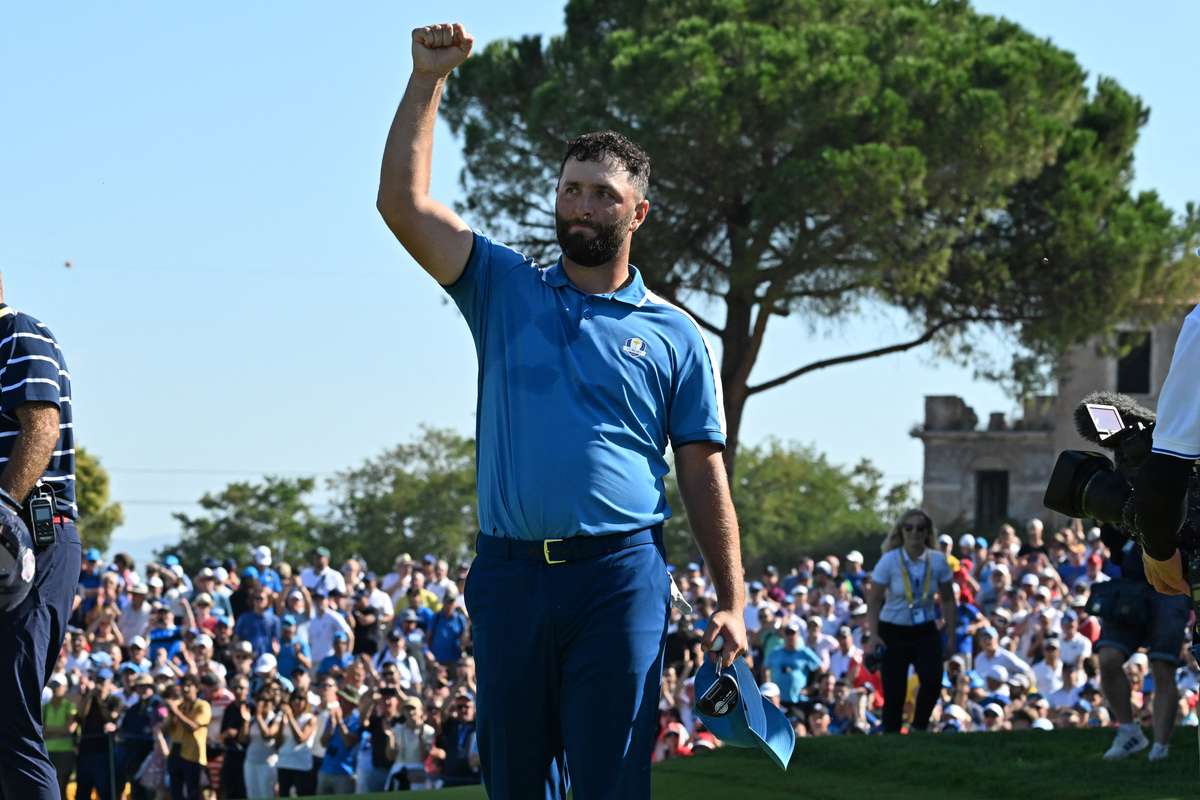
[865,509,957,733]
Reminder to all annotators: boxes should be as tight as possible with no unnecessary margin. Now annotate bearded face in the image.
[554,208,634,267]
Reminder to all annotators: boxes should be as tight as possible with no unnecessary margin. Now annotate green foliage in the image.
[440,0,1200,470]
[167,476,327,572]
[663,439,911,568]
[75,446,123,553]
[325,427,478,565]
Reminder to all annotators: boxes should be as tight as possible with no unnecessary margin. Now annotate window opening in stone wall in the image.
[1116,331,1151,395]
[975,470,1009,535]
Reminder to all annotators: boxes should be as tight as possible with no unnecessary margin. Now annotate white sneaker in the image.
[1148,743,1170,762]
[1103,725,1149,760]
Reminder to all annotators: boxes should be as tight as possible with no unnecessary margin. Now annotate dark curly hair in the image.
[559,130,650,200]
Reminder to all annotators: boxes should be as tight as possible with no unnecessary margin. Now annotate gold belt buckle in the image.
[543,538,565,565]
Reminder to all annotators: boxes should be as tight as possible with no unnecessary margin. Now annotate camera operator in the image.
[1092,524,1187,762]
[1133,305,1200,597]
[0,293,82,800]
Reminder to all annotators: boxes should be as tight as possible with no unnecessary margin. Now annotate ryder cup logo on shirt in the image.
[622,337,648,358]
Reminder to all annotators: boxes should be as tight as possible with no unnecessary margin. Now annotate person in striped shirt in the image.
[0,293,82,800]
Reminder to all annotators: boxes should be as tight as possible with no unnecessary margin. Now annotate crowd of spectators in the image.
[48,545,477,798]
[46,518,1200,797]
[654,518,1200,758]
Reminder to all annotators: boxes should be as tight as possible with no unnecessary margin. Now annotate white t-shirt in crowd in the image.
[308,609,353,665]
[1060,632,1092,667]
[276,711,317,771]
[1033,660,1063,695]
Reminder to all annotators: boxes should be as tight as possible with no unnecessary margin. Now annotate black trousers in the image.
[0,523,82,800]
[278,765,315,796]
[878,620,943,733]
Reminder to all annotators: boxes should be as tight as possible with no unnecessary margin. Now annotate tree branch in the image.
[746,315,1014,395]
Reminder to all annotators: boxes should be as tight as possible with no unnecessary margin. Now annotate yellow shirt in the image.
[168,699,212,765]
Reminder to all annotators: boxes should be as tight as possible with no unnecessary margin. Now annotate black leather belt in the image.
[475,527,661,565]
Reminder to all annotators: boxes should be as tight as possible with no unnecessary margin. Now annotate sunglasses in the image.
[902,523,929,533]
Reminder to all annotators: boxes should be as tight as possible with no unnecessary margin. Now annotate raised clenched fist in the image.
[412,23,475,79]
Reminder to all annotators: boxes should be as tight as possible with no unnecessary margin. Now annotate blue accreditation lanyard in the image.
[899,549,932,625]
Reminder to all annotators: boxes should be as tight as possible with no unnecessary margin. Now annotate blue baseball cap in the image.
[164,555,180,567]
[980,625,998,639]
[976,537,988,549]
[281,614,297,627]
[694,658,794,770]
[84,547,101,562]
[333,631,349,642]
[241,565,260,579]
[95,667,114,681]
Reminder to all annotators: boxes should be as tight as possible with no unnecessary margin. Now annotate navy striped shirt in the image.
[0,305,76,517]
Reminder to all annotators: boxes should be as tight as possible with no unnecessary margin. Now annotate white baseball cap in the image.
[254,653,277,674]
[759,682,781,698]
[958,534,976,550]
[938,534,953,547]
[253,545,272,567]
[845,550,864,564]
[985,665,1009,683]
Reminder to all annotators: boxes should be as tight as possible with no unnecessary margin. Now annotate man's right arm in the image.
[377,23,476,287]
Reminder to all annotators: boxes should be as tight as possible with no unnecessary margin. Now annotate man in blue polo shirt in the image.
[376,23,748,800]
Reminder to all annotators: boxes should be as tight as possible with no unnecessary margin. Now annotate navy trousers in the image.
[465,533,670,800]
[0,522,82,800]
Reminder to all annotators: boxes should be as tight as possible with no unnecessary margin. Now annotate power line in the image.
[109,466,333,477]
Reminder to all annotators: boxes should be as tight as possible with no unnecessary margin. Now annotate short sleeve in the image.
[0,313,64,413]
[443,232,533,346]
[870,551,895,585]
[1153,305,1200,459]
[193,700,213,727]
[934,553,954,585]
[667,323,726,449]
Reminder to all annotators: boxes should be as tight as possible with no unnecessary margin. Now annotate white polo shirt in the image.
[1153,305,1200,459]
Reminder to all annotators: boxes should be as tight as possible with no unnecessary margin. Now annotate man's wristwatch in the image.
[0,487,23,515]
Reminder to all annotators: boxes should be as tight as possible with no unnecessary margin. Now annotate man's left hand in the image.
[701,610,748,669]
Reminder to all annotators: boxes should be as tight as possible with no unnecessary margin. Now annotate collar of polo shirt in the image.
[541,261,649,307]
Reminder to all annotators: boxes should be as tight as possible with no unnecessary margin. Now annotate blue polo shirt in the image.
[447,233,726,540]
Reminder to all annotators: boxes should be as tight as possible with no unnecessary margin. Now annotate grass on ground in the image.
[306,727,1200,799]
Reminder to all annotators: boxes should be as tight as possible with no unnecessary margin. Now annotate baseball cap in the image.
[759,682,780,698]
[748,581,764,592]
[314,546,331,558]
[851,602,868,616]
[130,635,148,649]
[237,641,254,655]
[845,550,864,564]
[938,534,953,547]
[129,583,148,595]
[1087,527,1102,542]
[84,548,101,562]
[254,654,277,673]
[985,665,1008,683]
[281,614,297,627]
[687,562,701,572]
[193,592,213,606]
[253,545,272,566]
[333,631,349,642]
[983,703,1004,717]
[197,567,214,579]
[1062,609,1079,622]
[163,555,180,567]
[214,567,229,583]
[95,668,115,682]
[402,696,422,711]
[764,565,779,576]
[422,554,436,565]
[48,673,67,688]
[980,625,998,639]
[814,561,832,576]
[785,620,801,633]
[241,565,260,580]
[401,609,419,622]
[694,658,794,770]
[819,594,835,606]
[991,563,1010,576]
[194,634,213,649]
[958,534,976,550]
[1031,718,1054,731]
[1020,573,1039,587]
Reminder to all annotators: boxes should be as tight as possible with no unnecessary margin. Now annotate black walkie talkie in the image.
[29,483,55,547]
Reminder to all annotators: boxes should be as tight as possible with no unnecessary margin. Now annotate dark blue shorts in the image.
[466,532,670,800]
[1097,587,1191,664]
[0,522,81,800]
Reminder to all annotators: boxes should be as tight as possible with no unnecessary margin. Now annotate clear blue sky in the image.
[2,1,1196,567]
